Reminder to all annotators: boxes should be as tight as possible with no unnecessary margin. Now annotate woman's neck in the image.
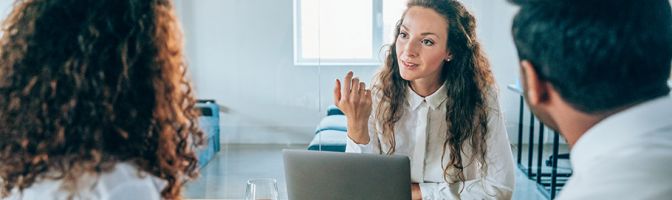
[409,79,443,97]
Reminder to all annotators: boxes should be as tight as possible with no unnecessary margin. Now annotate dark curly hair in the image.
[0,0,204,199]
[375,0,494,184]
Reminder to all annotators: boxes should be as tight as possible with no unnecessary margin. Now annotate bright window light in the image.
[294,0,406,66]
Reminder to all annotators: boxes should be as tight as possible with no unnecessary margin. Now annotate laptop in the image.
[282,149,411,200]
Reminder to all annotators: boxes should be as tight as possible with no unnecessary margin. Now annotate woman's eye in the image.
[398,32,407,39]
[422,39,434,46]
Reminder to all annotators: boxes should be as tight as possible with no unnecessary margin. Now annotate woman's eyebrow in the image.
[400,24,440,39]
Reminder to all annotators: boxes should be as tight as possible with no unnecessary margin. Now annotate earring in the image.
[446,58,451,62]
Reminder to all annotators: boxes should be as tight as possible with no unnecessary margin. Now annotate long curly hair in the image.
[375,0,494,184]
[0,0,204,199]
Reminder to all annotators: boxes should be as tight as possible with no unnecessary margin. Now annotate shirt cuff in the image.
[345,135,373,153]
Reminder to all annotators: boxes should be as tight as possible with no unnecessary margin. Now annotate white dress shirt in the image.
[346,84,515,200]
[6,162,166,200]
[557,95,672,200]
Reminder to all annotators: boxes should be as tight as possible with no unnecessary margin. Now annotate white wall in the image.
[174,0,534,144]
[174,0,379,144]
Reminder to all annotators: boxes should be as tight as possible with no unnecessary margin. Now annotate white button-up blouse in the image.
[346,84,515,200]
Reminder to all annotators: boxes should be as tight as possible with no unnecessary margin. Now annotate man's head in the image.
[510,0,672,134]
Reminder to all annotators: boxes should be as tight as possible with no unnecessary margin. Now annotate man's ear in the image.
[520,60,549,106]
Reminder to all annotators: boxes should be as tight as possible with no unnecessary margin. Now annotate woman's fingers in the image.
[364,89,372,105]
[334,79,341,106]
[351,77,361,102]
[351,77,360,92]
[337,71,371,110]
[342,71,353,100]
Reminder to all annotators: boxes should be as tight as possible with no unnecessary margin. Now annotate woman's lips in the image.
[401,60,418,69]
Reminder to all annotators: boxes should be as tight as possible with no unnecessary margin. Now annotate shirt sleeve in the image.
[418,91,516,200]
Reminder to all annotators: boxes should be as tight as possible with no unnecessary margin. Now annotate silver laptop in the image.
[283,149,411,200]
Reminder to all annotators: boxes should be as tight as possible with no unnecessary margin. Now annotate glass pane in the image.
[173,0,322,199]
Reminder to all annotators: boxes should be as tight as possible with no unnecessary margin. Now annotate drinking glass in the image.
[244,178,279,200]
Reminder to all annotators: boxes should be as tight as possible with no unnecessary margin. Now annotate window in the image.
[293,0,406,66]
[0,0,12,38]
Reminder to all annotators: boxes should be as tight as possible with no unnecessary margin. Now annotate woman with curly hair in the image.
[334,0,515,199]
[0,0,203,199]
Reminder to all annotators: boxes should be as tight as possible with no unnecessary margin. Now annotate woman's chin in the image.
[399,72,416,81]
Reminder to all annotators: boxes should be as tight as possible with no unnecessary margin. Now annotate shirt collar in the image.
[570,95,672,170]
[407,82,448,110]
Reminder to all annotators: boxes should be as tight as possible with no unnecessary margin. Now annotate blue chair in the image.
[195,99,221,167]
[326,104,344,116]
[315,115,347,133]
[307,130,348,152]
[308,105,348,152]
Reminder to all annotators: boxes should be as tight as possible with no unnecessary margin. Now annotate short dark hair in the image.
[510,0,672,113]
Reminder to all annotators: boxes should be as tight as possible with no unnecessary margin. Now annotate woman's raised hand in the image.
[334,71,373,144]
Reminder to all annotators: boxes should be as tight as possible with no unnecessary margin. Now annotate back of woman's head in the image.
[0,0,203,198]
